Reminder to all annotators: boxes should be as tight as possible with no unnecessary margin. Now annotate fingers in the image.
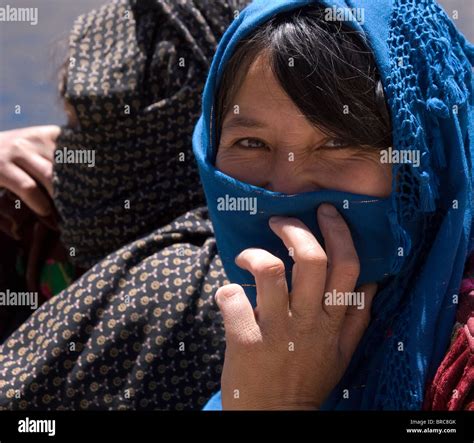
[37,125,60,157]
[14,153,54,197]
[339,282,377,360]
[235,248,288,327]
[269,217,326,318]
[12,126,59,161]
[0,164,52,216]
[317,204,360,327]
[0,128,57,213]
[215,283,262,347]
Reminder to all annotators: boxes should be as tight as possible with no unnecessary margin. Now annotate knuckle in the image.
[298,246,327,266]
[43,167,53,182]
[336,259,360,280]
[233,325,262,348]
[18,179,37,195]
[346,310,371,332]
[253,259,286,280]
[320,313,341,336]
[10,138,27,158]
[296,321,319,338]
[290,311,319,336]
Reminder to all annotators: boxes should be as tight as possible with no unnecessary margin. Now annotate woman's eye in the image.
[322,138,350,149]
[236,138,267,149]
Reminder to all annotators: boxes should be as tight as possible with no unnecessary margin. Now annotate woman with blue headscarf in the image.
[194,0,474,410]
[1,0,472,412]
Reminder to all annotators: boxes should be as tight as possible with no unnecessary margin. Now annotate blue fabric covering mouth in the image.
[193,0,474,410]
[194,146,417,305]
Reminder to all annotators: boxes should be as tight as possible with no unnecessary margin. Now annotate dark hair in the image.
[215,5,392,150]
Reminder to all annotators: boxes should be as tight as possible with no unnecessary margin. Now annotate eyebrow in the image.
[221,115,268,131]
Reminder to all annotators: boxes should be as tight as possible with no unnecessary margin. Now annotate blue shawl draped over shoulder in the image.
[193,0,474,410]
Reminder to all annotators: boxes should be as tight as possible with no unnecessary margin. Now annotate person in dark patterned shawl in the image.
[0,0,249,410]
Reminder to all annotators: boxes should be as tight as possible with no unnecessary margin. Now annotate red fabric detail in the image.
[423,253,474,411]
[423,328,473,410]
[457,289,474,325]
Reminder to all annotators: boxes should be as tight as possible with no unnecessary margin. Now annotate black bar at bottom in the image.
[0,411,472,441]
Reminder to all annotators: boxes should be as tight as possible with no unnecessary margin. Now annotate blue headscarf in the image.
[193,0,474,410]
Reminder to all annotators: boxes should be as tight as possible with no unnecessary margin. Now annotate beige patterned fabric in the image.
[0,208,229,410]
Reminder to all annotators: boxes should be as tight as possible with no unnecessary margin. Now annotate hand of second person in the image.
[0,125,60,216]
[215,203,377,410]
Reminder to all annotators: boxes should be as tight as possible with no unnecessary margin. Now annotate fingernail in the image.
[269,216,284,224]
[214,290,225,303]
[319,204,339,218]
[215,287,239,301]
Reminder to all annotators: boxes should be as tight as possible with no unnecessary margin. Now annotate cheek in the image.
[216,148,393,197]
[321,158,392,197]
[216,149,268,186]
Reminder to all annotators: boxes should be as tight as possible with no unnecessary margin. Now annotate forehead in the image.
[226,53,305,121]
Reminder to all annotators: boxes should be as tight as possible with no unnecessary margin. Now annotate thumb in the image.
[339,282,377,361]
[215,283,261,346]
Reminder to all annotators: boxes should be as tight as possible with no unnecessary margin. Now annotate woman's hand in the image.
[0,125,60,216]
[215,203,377,410]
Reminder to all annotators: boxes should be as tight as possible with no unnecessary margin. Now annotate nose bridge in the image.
[267,152,315,194]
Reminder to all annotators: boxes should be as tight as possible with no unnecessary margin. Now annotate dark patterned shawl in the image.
[54,0,246,269]
[0,0,249,410]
